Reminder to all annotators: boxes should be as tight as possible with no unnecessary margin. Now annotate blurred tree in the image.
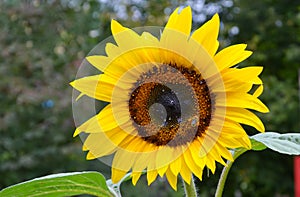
[0,0,111,188]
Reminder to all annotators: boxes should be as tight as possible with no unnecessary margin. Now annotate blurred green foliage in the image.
[0,0,110,188]
[0,0,299,196]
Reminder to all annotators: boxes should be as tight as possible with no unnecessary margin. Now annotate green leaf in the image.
[251,132,300,155]
[0,171,113,197]
[250,138,267,151]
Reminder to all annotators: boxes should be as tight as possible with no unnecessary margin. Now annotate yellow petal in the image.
[208,146,227,166]
[165,168,178,191]
[86,55,111,72]
[84,129,129,159]
[70,74,119,102]
[159,7,192,65]
[73,128,81,137]
[221,119,250,137]
[224,92,269,113]
[191,14,220,56]
[141,32,160,43]
[105,43,121,57]
[111,20,141,49]
[218,134,250,149]
[131,143,158,172]
[74,115,101,136]
[82,144,88,151]
[239,136,252,149]
[116,138,153,173]
[161,6,192,41]
[131,171,142,185]
[112,149,135,172]
[157,165,168,177]
[99,104,130,131]
[253,85,264,97]
[222,67,263,84]
[117,132,137,148]
[156,146,173,171]
[121,137,145,152]
[226,107,265,132]
[214,44,252,70]
[211,76,253,94]
[132,152,151,173]
[225,82,252,93]
[147,170,158,186]
[205,154,216,173]
[203,132,231,165]
[111,168,127,183]
[169,155,182,176]
[198,137,209,158]
[113,138,148,172]
[199,131,220,158]
[183,147,203,180]
[186,40,220,79]
[86,55,141,80]
[189,139,206,169]
[215,142,233,161]
[179,156,192,184]
[86,151,98,160]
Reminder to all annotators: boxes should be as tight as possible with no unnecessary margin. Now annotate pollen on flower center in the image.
[128,64,212,147]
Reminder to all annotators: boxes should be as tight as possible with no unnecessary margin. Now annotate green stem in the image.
[215,148,247,197]
[182,176,198,197]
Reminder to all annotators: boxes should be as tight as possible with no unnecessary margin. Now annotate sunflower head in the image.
[71,6,268,190]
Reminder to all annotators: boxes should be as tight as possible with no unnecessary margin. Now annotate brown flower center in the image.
[128,64,211,147]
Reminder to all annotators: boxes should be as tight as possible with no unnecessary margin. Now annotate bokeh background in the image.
[0,0,299,196]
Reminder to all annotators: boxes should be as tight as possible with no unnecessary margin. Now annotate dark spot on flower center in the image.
[128,64,211,147]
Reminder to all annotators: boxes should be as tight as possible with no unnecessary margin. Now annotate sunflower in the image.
[70,6,268,190]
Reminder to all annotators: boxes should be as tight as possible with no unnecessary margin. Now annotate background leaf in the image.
[251,132,300,155]
[0,171,113,197]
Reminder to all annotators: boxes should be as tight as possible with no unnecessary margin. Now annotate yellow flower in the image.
[70,7,269,190]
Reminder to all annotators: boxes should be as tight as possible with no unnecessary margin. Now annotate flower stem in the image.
[215,148,248,197]
[182,176,198,197]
